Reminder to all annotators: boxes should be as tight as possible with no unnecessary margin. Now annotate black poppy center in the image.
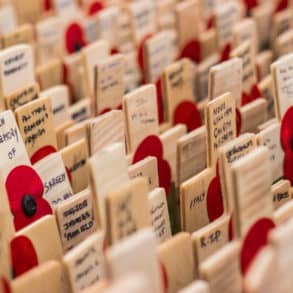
[22,195,37,217]
[74,42,82,52]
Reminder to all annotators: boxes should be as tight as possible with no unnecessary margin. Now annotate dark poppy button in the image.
[22,195,37,217]
[74,42,82,52]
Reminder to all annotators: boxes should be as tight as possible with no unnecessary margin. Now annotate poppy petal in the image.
[250,84,262,102]
[87,1,104,16]
[280,106,293,151]
[159,261,169,293]
[243,0,259,10]
[241,91,251,106]
[206,15,215,30]
[30,145,57,165]
[179,40,201,63]
[10,235,38,278]
[157,158,172,196]
[240,218,275,275]
[43,0,52,11]
[65,167,72,184]
[14,198,52,231]
[6,166,44,214]
[173,100,202,131]
[111,48,119,55]
[236,107,242,136]
[133,135,164,164]
[220,43,231,62]
[283,153,293,185]
[1,277,10,293]
[206,175,224,222]
[137,34,153,72]
[228,214,234,241]
[155,78,165,124]
[275,0,289,13]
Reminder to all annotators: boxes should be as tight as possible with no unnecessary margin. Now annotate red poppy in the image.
[111,47,119,55]
[30,145,57,165]
[206,175,224,222]
[156,78,165,124]
[283,152,293,184]
[206,15,215,30]
[99,104,122,115]
[43,0,52,11]
[173,100,202,131]
[280,106,293,151]
[220,43,232,62]
[87,1,104,16]
[137,34,153,72]
[10,235,38,277]
[65,22,87,54]
[275,0,289,13]
[159,261,168,293]
[65,167,72,184]
[179,40,201,63]
[133,135,172,195]
[280,106,293,184]
[241,84,262,106]
[1,277,10,293]
[6,165,52,231]
[243,0,259,11]
[240,218,275,275]
[206,162,224,222]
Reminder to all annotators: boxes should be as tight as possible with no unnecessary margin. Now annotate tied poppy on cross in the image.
[30,145,57,165]
[5,165,52,231]
[87,0,104,16]
[206,111,241,223]
[133,135,171,195]
[242,0,288,13]
[220,43,232,62]
[241,84,262,106]
[280,106,293,184]
[173,100,202,132]
[240,218,275,275]
[10,235,39,278]
[65,22,87,54]
[179,40,201,64]
[206,163,224,223]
